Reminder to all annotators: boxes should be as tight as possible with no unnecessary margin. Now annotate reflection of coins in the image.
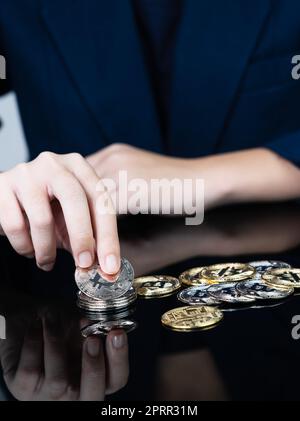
[178,286,221,306]
[133,276,180,297]
[161,306,223,332]
[179,267,218,287]
[207,282,256,304]
[202,263,255,282]
[80,306,136,322]
[81,319,137,338]
[77,287,137,311]
[248,260,291,275]
[263,268,300,289]
[236,279,294,300]
[75,258,134,300]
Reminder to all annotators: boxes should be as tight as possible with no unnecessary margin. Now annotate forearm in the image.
[190,148,300,208]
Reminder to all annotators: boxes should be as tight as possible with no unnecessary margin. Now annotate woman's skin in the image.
[0,144,300,274]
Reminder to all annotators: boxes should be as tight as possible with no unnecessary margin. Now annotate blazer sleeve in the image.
[265,131,300,168]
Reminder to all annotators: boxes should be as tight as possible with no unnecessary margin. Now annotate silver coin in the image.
[177,286,221,306]
[81,319,137,338]
[75,258,134,300]
[77,288,137,311]
[236,279,294,300]
[248,260,291,275]
[207,282,256,304]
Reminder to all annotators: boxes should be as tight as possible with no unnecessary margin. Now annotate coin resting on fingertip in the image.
[75,258,134,300]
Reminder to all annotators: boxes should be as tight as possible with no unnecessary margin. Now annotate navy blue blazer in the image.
[0,0,300,165]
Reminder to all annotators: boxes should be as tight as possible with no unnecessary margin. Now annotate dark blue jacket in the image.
[0,0,300,165]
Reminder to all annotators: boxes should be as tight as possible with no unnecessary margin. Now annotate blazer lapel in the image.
[169,0,271,157]
[41,0,162,151]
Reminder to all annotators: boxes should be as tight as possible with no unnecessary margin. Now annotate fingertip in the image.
[103,254,120,275]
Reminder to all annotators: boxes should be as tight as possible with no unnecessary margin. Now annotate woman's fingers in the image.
[18,185,56,271]
[0,152,121,275]
[0,179,34,257]
[105,330,129,395]
[49,170,95,268]
[65,154,120,274]
[80,336,106,401]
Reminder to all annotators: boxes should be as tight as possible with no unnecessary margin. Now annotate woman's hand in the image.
[87,143,197,215]
[88,144,300,212]
[0,152,120,274]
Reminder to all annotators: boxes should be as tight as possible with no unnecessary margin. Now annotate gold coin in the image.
[262,268,300,289]
[201,263,255,282]
[133,275,181,297]
[161,306,223,332]
[179,267,218,287]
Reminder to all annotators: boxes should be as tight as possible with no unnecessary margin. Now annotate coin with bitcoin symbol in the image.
[179,267,218,287]
[133,275,181,297]
[75,258,134,300]
[202,263,255,282]
[262,268,300,289]
[161,306,223,332]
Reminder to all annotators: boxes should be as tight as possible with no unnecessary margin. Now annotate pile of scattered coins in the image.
[75,259,300,336]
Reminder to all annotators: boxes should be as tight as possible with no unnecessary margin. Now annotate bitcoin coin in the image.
[236,279,294,300]
[248,260,291,275]
[177,286,221,306]
[77,287,137,311]
[75,258,134,300]
[207,282,256,304]
[179,267,218,287]
[161,306,223,332]
[81,319,137,338]
[133,275,180,297]
[262,268,300,289]
[202,263,255,282]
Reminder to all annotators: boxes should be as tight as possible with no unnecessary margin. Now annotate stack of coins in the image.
[75,258,137,318]
[163,260,297,332]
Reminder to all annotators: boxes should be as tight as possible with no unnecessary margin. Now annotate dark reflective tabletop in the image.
[1,203,300,401]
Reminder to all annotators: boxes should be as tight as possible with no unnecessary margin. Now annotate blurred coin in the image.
[248,260,291,275]
[75,258,134,300]
[161,306,223,332]
[79,306,136,322]
[262,268,300,289]
[179,267,218,287]
[202,263,255,282]
[236,279,294,300]
[177,286,221,306]
[81,319,137,338]
[207,282,256,304]
[133,275,180,297]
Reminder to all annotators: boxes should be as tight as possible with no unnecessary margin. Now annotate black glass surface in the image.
[1,203,300,401]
